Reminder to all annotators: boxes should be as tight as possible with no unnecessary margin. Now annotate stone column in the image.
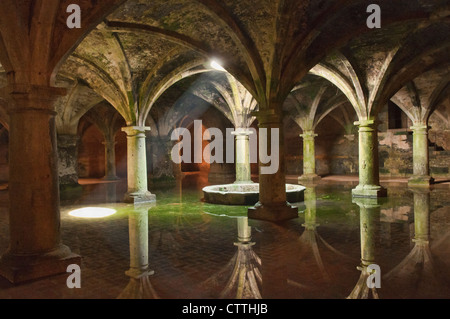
[0,85,80,283]
[248,109,298,222]
[57,134,81,186]
[408,124,433,187]
[298,130,321,184]
[122,126,156,204]
[352,119,387,198]
[150,135,176,182]
[102,133,119,181]
[232,129,253,184]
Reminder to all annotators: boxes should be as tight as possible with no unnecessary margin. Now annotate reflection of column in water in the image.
[383,189,449,298]
[301,187,328,280]
[298,187,328,282]
[288,187,352,290]
[412,190,429,244]
[200,217,262,299]
[118,206,159,299]
[237,216,252,242]
[348,198,380,299]
[304,187,318,229]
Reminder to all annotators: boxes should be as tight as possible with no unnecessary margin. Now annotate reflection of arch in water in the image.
[200,217,262,299]
[383,190,450,298]
[288,187,354,291]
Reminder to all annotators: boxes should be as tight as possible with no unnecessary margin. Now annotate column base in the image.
[408,175,434,187]
[248,202,298,222]
[124,191,156,204]
[352,185,387,198]
[298,174,321,184]
[0,244,81,284]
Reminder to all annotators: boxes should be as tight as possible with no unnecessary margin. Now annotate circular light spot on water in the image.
[69,207,117,219]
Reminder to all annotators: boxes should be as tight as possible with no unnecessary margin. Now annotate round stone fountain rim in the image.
[202,183,306,195]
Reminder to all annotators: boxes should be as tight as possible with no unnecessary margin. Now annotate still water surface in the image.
[1,175,449,299]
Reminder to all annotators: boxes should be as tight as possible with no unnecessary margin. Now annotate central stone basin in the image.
[202,183,305,206]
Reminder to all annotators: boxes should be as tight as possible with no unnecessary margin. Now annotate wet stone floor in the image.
[0,175,449,299]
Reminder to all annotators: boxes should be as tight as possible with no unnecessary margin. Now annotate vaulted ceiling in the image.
[0,0,448,133]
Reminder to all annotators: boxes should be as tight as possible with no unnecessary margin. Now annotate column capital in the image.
[7,84,66,114]
[57,134,80,148]
[122,126,151,136]
[410,124,429,132]
[102,140,117,146]
[232,128,254,137]
[300,130,317,139]
[251,109,282,126]
[354,119,377,133]
[354,119,376,126]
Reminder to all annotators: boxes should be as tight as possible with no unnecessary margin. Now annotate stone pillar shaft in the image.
[0,85,79,283]
[299,130,321,183]
[358,120,378,186]
[302,131,316,175]
[412,125,429,176]
[103,135,118,180]
[259,112,285,205]
[352,120,387,198]
[57,134,80,186]
[150,136,176,181]
[122,126,155,204]
[233,129,253,184]
[409,124,433,187]
[10,105,60,253]
[248,109,298,222]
